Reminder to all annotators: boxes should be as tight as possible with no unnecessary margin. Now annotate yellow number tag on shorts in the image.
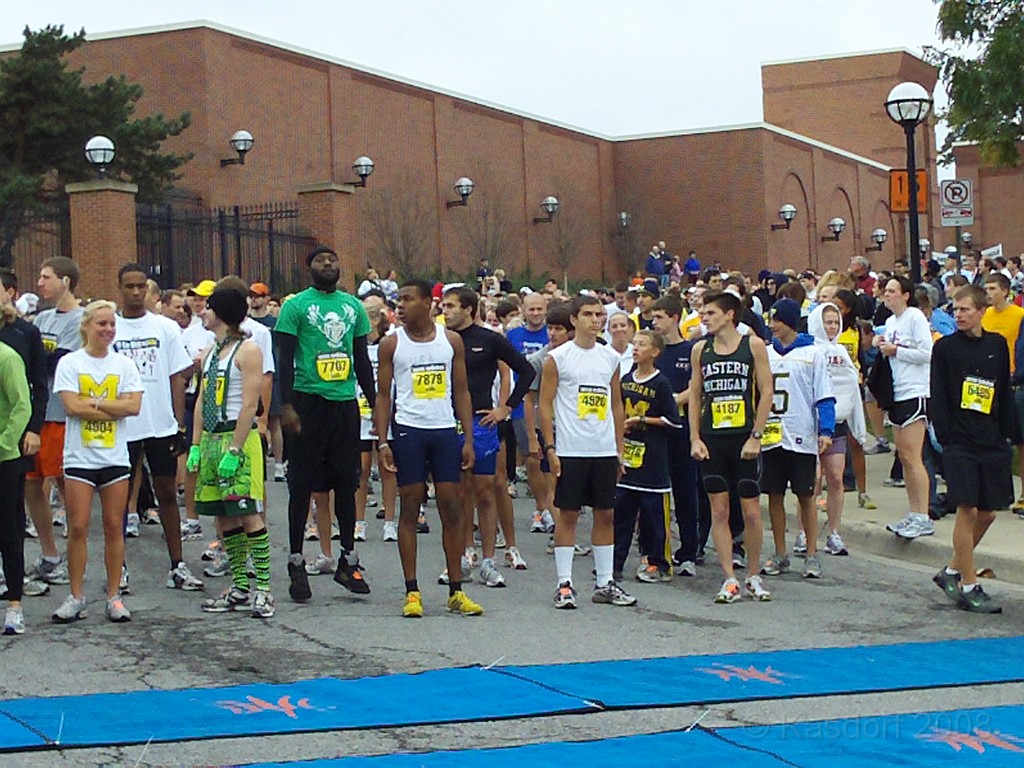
[358,396,372,418]
[215,376,225,406]
[761,418,782,447]
[316,352,351,381]
[411,364,447,399]
[623,439,646,469]
[82,419,116,449]
[961,376,994,414]
[711,397,745,429]
[577,385,608,420]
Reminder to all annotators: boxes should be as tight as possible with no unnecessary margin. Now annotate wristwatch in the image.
[378,441,390,450]
[751,430,763,440]
[227,446,242,456]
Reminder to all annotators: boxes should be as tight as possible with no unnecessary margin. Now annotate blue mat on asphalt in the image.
[724,703,1024,767]
[249,705,1024,767]
[492,636,1024,709]
[0,712,47,751]
[0,668,595,752]
[248,728,788,767]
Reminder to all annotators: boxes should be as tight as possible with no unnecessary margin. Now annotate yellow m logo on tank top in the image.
[78,374,119,400]
[77,374,119,448]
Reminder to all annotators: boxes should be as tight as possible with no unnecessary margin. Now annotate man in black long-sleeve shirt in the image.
[442,286,534,587]
[0,285,49,605]
[930,285,1016,614]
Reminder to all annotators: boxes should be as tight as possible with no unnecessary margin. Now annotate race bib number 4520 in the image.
[577,385,608,420]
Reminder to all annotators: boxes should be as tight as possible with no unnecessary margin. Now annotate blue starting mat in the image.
[491,636,1024,709]
[250,705,1024,768]
[722,703,1024,768]
[0,667,595,752]
[248,727,788,768]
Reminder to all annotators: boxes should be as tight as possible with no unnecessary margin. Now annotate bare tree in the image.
[545,187,587,290]
[364,183,436,279]
[454,192,513,273]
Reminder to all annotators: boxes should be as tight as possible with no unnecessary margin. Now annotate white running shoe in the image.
[382,521,398,541]
[273,462,287,482]
[181,519,203,542]
[896,514,935,539]
[504,546,528,570]
[304,520,319,541]
[495,530,507,549]
[885,513,915,534]
[167,562,204,591]
[793,530,807,556]
[744,574,772,601]
[305,553,336,575]
[825,532,848,556]
[478,558,507,588]
[354,521,367,542]
[52,594,87,623]
[125,513,141,538]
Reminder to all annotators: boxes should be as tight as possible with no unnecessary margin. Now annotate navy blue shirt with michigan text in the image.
[618,369,680,493]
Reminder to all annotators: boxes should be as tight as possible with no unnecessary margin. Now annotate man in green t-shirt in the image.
[275,247,376,602]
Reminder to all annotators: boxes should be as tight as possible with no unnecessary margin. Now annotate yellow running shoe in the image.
[403,591,423,618]
[447,590,483,616]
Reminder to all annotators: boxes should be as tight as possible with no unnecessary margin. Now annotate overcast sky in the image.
[1,0,948,137]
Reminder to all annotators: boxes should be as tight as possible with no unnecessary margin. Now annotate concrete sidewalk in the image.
[798,448,1024,586]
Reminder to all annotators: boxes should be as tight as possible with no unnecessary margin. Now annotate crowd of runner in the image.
[0,244,1020,634]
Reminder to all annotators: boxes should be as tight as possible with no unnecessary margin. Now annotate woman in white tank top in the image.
[187,285,275,618]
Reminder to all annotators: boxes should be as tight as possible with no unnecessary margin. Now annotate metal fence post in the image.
[267,219,276,295]
[234,205,243,278]
[218,208,229,278]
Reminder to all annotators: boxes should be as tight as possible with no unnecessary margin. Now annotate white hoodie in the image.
[807,303,868,446]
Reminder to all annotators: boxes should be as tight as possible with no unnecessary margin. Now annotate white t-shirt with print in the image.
[54,349,144,470]
[113,312,193,442]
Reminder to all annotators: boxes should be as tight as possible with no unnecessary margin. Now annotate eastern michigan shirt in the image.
[113,312,192,442]
[618,368,679,493]
[54,348,143,470]
[548,340,620,458]
[275,287,370,402]
[35,306,84,423]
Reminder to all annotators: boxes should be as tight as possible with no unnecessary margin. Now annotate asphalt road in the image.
[3,475,1023,767]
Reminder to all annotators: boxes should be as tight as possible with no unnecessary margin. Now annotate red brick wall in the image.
[613,129,769,277]
[952,142,1024,258]
[66,182,138,301]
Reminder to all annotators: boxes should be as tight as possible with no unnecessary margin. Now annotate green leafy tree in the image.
[928,0,1024,165]
[0,25,192,265]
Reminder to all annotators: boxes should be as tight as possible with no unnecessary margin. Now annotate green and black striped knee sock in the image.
[246,528,272,592]
[222,527,250,592]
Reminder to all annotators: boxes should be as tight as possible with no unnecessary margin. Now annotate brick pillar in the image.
[297,182,358,290]
[65,179,139,301]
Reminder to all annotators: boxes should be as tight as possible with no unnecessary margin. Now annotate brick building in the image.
[952,141,1024,260]
[7,22,953,292]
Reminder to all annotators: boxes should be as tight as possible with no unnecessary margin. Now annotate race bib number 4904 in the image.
[82,419,116,449]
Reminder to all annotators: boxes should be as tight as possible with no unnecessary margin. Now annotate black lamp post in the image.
[885,82,933,284]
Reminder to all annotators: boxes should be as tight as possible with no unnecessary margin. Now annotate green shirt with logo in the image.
[275,287,370,401]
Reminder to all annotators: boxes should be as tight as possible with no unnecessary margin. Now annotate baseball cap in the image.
[770,298,801,330]
[187,280,216,298]
[249,282,270,296]
[638,279,661,299]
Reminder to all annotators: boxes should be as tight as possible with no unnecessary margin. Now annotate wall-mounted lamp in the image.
[961,231,973,247]
[866,228,887,252]
[919,238,931,256]
[85,135,115,178]
[619,211,632,228]
[445,177,474,208]
[346,156,375,187]
[771,203,797,231]
[220,130,254,167]
[821,217,846,242]
[533,195,559,224]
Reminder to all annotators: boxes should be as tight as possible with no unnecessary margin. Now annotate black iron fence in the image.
[136,200,316,295]
[1,201,71,284]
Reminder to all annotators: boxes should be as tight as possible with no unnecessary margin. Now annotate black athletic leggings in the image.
[0,461,26,601]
